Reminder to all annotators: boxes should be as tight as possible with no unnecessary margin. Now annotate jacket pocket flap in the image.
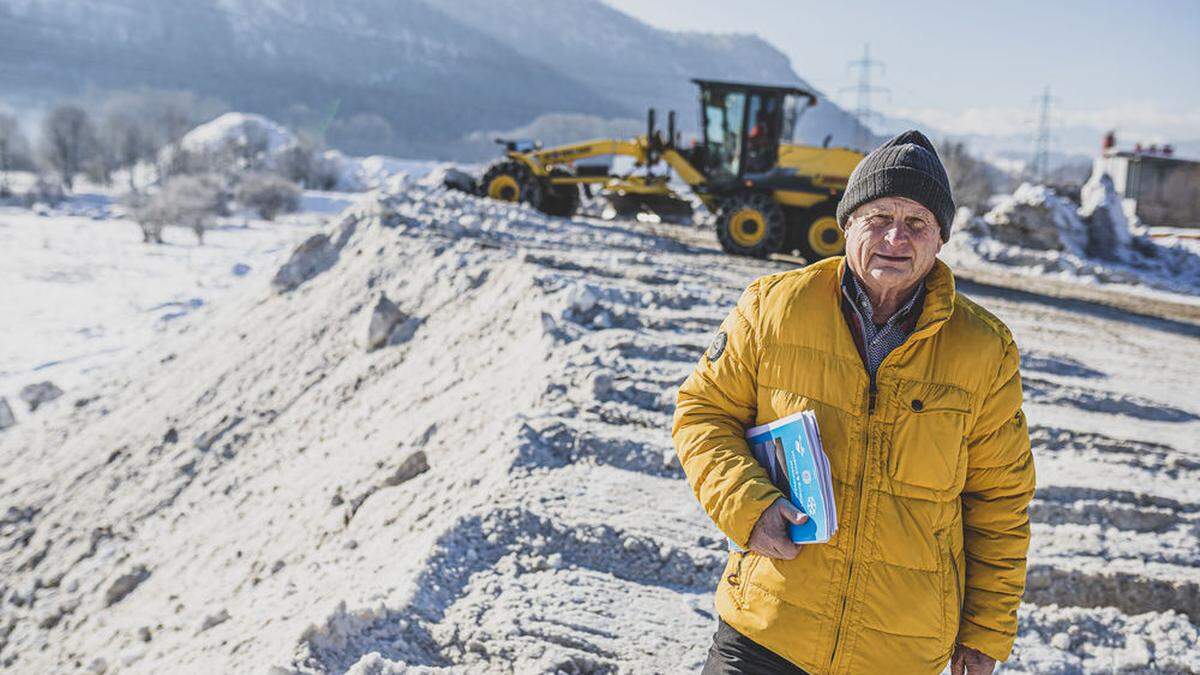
[898,380,973,416]
[760,344,866,414]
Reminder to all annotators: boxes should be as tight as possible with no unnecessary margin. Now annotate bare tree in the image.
[100,109,157,193]
[124,192,163,243]
[40,104,99,191]
[154,93,197,148]
[937,139,996,214]
[116,90,227,182]
[23,174,65,208]
[84,146,114,187]
[0,113,32,198]
[274,144,316,187]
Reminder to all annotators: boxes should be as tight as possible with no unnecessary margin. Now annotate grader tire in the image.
[534,169,580,218]
[715,192,786,258]
[796,202,845,262]
[479,160,535,204]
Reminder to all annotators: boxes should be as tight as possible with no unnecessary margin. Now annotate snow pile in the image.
[179,112,299,160]
[943,178,1200,296]
[1,182,1197,672]
[175,113,443,193]
[983,183,1090,255]
[1078,172,1133,261]
[334,156,440,193]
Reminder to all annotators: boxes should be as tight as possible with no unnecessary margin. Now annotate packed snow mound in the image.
[175,113,442,192]
[329,155,443,193]
[2,182,1197,672]
[180,112,299,158]
[1078,172,1133,260]
[943,179,1200,296]
[981,183,1090,255]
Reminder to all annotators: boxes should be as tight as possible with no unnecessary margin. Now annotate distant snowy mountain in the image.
[0,0,880,159]
[424,0,881,150]
[0,0,626,157]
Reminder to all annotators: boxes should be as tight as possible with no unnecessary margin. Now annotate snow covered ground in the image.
[0,181,1197,674]
[0,201,327,418]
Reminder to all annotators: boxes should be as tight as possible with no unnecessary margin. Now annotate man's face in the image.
[843,196,943,294]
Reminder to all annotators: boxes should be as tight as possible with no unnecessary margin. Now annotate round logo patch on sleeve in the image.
[706,331,727,362]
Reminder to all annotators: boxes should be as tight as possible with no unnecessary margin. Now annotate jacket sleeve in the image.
[956,336,1037,661]
[671,278,784,550]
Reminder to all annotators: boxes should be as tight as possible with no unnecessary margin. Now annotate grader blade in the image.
[601,192,694,224]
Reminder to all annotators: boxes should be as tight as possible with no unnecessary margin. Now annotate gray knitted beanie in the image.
[835,129,955,242]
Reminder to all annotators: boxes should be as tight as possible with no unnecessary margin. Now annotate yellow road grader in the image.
[460,79,864,259]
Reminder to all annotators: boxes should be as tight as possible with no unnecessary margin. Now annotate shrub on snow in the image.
[235,172,300,221]
[134,173,227,244]
[22,174,66,208]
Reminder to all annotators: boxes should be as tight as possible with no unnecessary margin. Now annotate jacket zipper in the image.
[828,379,875,673]
[828,286,873,674]
[827,270,950,672]
[829,274,941,672]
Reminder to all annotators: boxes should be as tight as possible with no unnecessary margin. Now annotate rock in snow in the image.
[271,234,335,294]
[365,292,405,352]
[271,212,358,294]
[18,381,63,412]
[382,449,429,487]
[197,609,230,634]
[104,566,150,607]
[0,398,15,430]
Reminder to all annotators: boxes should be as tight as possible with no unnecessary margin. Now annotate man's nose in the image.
[883,223,910,246]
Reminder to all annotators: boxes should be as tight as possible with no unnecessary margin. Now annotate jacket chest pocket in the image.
[887,381,972,492]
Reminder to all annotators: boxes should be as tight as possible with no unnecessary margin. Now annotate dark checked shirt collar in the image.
[841,269,926,383]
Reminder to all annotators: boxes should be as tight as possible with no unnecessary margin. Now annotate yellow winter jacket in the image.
[673,256,1036,674]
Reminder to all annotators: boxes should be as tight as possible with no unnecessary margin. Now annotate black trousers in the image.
[701,617,810,674]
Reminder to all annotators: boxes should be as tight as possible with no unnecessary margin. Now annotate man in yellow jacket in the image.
[673,130,1036,674]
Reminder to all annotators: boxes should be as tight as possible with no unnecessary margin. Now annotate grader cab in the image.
[468,79,864,260]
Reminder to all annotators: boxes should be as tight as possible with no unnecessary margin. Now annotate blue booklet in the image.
[728,410,838,551]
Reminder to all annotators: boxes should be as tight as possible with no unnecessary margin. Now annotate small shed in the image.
[1092,150,1200,228]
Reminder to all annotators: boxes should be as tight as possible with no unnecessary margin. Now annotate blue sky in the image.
[604,1,1200,144]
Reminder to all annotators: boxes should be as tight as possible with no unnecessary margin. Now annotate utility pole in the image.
[1030,85,1056,183]
[842,43,888,151]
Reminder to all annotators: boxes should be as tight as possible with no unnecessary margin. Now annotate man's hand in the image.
[950,644,996,675]
[747,497,808,559]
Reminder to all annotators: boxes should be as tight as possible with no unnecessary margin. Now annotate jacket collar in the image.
[833,256,955,338]
[841,266,926,330]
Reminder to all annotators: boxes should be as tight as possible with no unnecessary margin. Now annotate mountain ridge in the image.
[0,0,880,159]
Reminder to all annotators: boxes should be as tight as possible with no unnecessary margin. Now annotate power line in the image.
[841,43,889,151]
[1029,85,1058,183]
